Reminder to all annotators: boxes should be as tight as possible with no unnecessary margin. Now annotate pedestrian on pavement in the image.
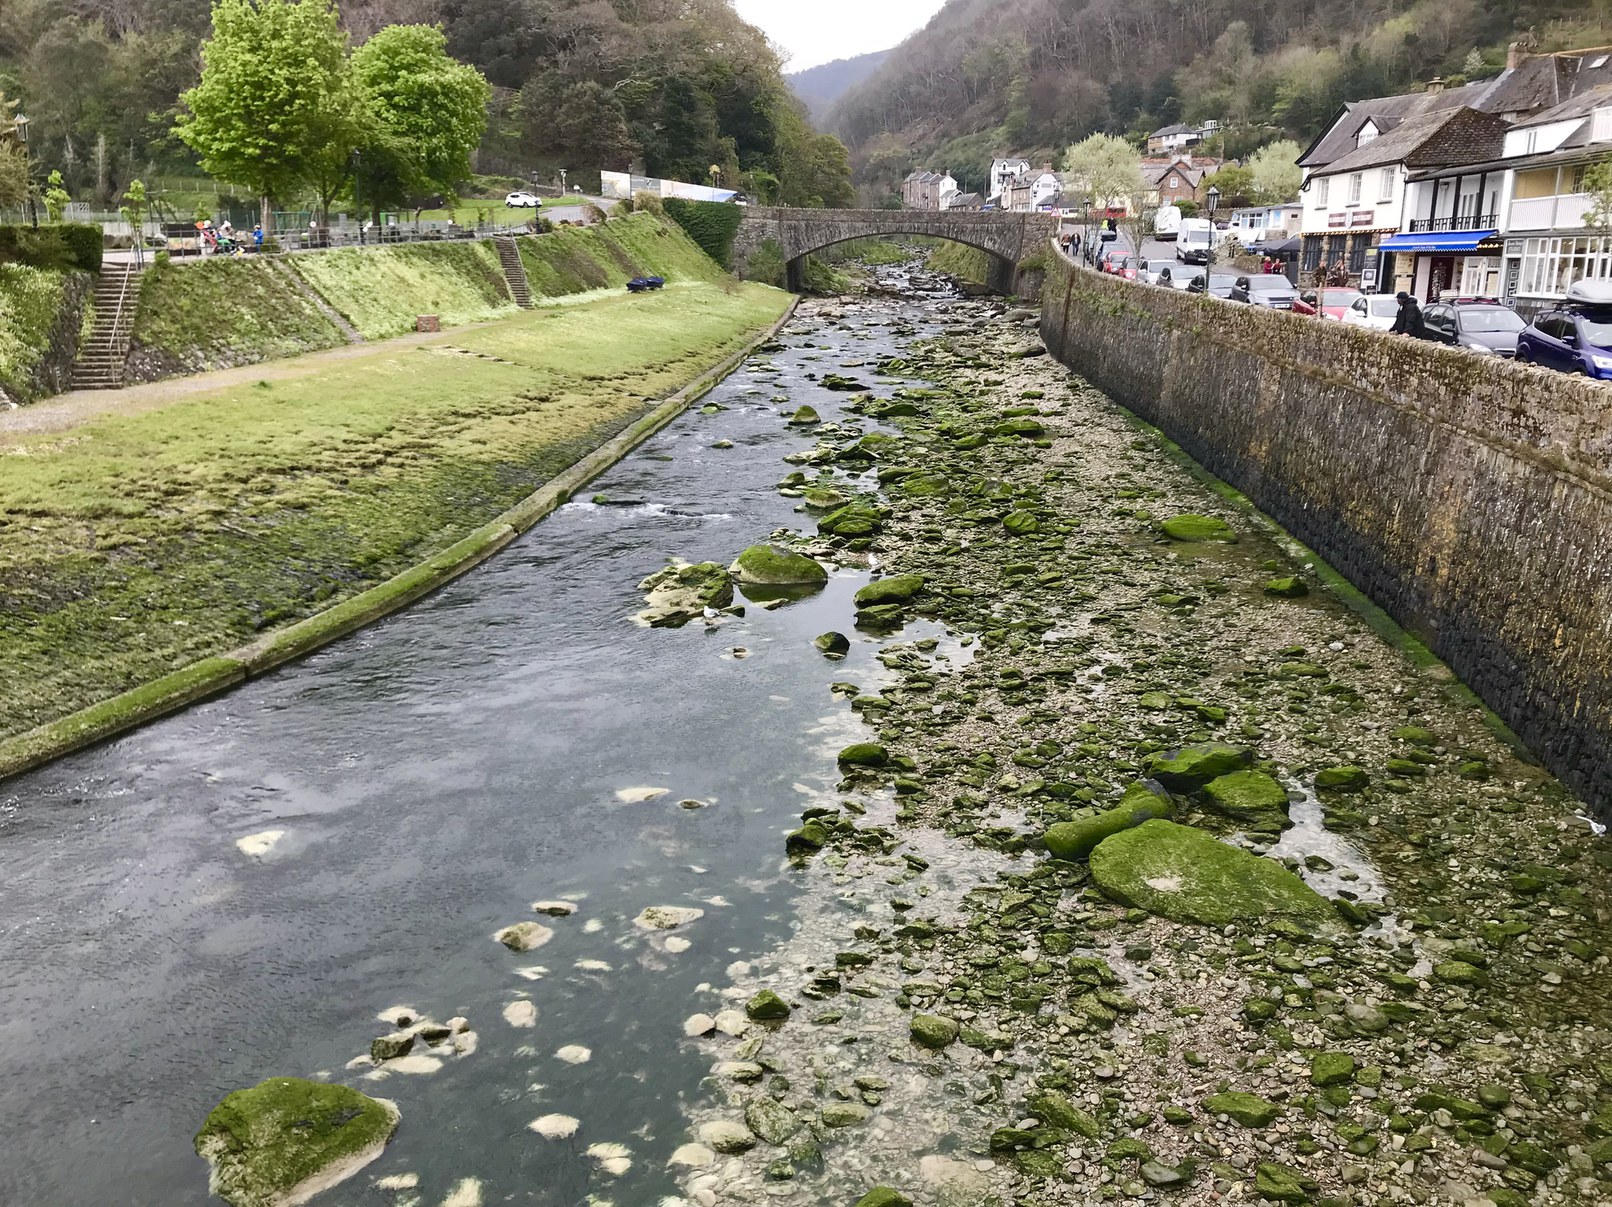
[1390,291,1428,339]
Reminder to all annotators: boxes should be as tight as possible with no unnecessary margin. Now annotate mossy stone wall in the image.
[1039,251,1612,816]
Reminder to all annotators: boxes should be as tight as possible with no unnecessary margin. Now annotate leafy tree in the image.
[1063,133,1144,215]
[351,24,490,215]
[1581,159,1612,232]
[0,141,30,210]
[42,169,70,221]
[178,0,353,229]
[120,177,149,264]
[1247,140,1303,205]
[1204,164,1256,210]
[522,78,636,172]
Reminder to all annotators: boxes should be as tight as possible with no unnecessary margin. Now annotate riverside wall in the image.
[1040,251,1612,815]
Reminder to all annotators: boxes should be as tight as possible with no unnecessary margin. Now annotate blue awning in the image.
[1376,230,1497,253]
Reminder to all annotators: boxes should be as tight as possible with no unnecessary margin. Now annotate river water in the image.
[0,276,964,1205]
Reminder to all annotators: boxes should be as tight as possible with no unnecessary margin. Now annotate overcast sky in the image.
[731,0,948,71]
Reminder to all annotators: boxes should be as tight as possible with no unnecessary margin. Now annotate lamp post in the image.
[1202,184,1221,290]
[558,168,567,195]
[13,113,35,227]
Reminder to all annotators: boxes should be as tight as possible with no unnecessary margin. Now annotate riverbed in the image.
[2,261,1609,1207]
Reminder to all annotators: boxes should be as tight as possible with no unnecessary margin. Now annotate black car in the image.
[1422,299,1525,358]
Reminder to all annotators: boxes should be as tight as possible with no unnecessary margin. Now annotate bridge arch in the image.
[730,207,1057,294]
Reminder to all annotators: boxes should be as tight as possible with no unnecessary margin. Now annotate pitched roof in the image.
[1298,79,1498,167]
[1509,79,1612,130]
[1150,123,1197,138]
[1309,107,1508,176]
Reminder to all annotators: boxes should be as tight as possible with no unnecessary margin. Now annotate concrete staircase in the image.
[72,264,141,390]
[494,236,533,308]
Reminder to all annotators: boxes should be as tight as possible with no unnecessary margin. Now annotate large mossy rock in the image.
[1044,780,1173,862]
[854,574,924,608]
[637,561,734,627]
[1202,770,1291,827]
[1158,514,1237,542]
[818,502,883,538]
[1088,821,1334,928]
[194,1078,400,1207]
[730,544,828,586]
[1145,743,1253,790]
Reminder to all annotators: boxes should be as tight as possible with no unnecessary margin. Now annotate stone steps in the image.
[71,265,140,390]
[494,237,533,309]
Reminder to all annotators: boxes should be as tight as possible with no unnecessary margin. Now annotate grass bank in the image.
[0,279,789,748]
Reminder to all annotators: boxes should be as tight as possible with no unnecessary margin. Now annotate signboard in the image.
[1327,212,1347,228]
[1350,211,1375,227]
[1361,247,1379,290]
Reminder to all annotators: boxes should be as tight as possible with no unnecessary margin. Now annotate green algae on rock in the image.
[1158,513,1237,542]
[1314,765,1370,792]
[729,544,828,586]
[814,631,850,656]
[1202,769,1292,827]
[909,1013,960,1049]
[854,574,924,607]
[1088,820,1334,927]
[787,405,821,425]
[1043,780,1173,862]
[637,561,734,627]
[194,1077,399,1207]
[746,989,791,1021]
[1203,1091,1281,1127]
[836,742,889,767]
[1145,743,1253,790]
[1263,575,1309,597]
[852,1190,912,1207]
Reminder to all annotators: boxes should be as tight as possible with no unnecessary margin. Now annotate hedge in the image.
[662,199,742,269]
[0,223,103,273]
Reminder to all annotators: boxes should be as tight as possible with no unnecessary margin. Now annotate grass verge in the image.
[0,280,791,758]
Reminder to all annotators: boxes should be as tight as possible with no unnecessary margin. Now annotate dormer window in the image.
[1356,121,1379,148]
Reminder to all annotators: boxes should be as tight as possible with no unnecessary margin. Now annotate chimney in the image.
[1426,76,1445,96]
[1507,41,1522,70]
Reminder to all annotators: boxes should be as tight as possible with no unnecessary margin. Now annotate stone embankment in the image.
[1038,252,1612,818]
[657,293,1611,1207]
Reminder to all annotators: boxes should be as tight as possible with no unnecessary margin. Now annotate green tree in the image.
[177,0,352,230]
[0,142,29,210]
[351,24,490,217]
[1247,140,1303,205]
[1063,133,1144,216]
[120,178,149,265]
[1204,164,1256,210]
[1582,159,1612,232]
[42,169,70,222]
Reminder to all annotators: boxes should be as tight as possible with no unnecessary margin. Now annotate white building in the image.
[901,170,958,211]
[1004,164,1061,212]
[987,157,1031,206]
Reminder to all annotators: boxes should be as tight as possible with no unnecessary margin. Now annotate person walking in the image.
[1389,291,1428,339]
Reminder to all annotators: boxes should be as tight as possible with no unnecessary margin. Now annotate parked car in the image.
[1099,252,1138,280]
[1186,273,1240,299]
[1341,294,1401,332]
[1177,218,1215,264]
[1423,299,1525,357]
[1169,267,1205,291]
[1244,274,1300,310]
[505,191,543,208]
[1314,287,1364,320]
[1294,291,1318,316]
[1153,205,1182,241]
[1516,280,1612,376]
[1141,258,1177,285]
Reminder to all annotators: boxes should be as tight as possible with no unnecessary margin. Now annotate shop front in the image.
[1500,232,1612,316]
[1376,229,1501,300]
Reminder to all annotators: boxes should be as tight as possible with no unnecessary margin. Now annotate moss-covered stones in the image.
[745,990,791,1021]
[1088,821,1334,928]
[787,405,821,425]
[814,631,850,656]
[1203,1091,1282,1127]
[1264,576,1308,597]
[1043,780,1173,862]
[853,1190,912,1207]
[1003,510,1041,536]
[638,561,734,627]
[1202,770,1291,827]
[194,1078,399,1207]
[1254,1163,1313,1203]
[837,742,889,767]
[1145,743,1253,790]
[854,575,924,607]
[1158,514,1237,542]
[1314,765,1369,792]
[1310,1052,1357,1087]
[909,1013,960,1049]
[818,501,884,538]
[729,544,828,587]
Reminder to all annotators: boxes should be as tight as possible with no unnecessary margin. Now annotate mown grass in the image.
[515,213,724,298]
[0,281,790,741]
[289,240,515,339]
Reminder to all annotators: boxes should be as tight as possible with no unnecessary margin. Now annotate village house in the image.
[1147,123,1203,155]
[1003,163,1061,212]
[1141,155,1220,208]
[901,169,958,211]
[987,156,1031,205]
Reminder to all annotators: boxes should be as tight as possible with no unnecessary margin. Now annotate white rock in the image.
[451,1030,478,1057]
[683,1013,717,1037]
[447,1016,470,1033]
[586,1141,632,1176]
[668,1143,717,1169]
[531,900,577,916]
[616,786,670,803]
[575,959,612,973]
[663,936,691,954]
[388,1054,444,1075]
[634,906,704,931]
[494,922,553,952]
[713,1010,749,1037]
[555,1044,592,1064]
[503,1000,538,1028]
[440,1178,482,1207]
[529,1114,580,1140]
[697,1120,756,1154]
[374,1172,419,1190]
[376,1006,418,1027]
[235,829,285,858]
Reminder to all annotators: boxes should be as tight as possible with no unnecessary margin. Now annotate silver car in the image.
[1244,274,1299,310]
[1141,259,1177,286]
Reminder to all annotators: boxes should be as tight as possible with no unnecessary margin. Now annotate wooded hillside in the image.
[827,0,1610,200]
[788,50,892,122]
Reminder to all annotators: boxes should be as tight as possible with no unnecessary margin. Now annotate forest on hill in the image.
[787,50,892,121]
[827,0,1612,201]
[0,0,853,211]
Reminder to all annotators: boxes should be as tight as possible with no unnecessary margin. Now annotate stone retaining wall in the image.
[1040,250,1612,815]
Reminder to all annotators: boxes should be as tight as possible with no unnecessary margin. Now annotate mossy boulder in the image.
[1264,576,1308,597]
[746,990,791,1021]
[787,405,821,425]
[1204,1092,1282,1128]
[1310,1052,1357,1087]
[1202,770,1291,826]
[1003,510,1041,536]
[820,373,868,391]
[1044,780,1173,862]
[899,473,951,497]
[855,574,924,607]
[638,561,734,627]
[194,1078,400,1207]
[837,742,889,767]
[909,1013,960,1049]
[801,486,848,510]
[1254,1163,1312,1203]
[1089,821,1334,928]
[994,416,1044,437]
[1314,765,1369,793]
[730,544,828,587]
[853,1190,912,1207]
[1026,1091,1102,1139]
[1159,514,1237,542]
[1146,743,1253,790]
[814,631,850,656]
[818,502,883,538]
[785,820,830,855]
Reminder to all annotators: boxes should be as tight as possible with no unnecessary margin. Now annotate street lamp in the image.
[13,113,35,227]
[559,168,567,195]
[1201,184,1221,290]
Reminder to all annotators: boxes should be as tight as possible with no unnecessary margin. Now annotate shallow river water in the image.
[0,283,959,1205]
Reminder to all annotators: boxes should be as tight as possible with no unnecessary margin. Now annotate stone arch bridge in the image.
[730,207,1058,293]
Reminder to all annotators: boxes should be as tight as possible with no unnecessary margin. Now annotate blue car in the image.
[1517,280,1612,377]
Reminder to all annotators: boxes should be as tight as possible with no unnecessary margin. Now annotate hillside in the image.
[788,50,892,121]
[826,0,1610,200]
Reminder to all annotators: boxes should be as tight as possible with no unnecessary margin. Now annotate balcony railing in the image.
[1407,213,1497,233]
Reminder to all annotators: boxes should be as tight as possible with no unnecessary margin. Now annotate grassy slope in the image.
[0,265,72,401]
[289,240,515,339]
[130,258,347,373]
[515,213,724,298]
[0,281,789,740]
[926,241,992,284]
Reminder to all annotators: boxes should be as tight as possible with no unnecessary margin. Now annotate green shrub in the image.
[58,224,104,272]
[632,190,664,216]
[0,264,70,400]
[0,223,103,272]
[744,238,787,287]
[662,198,743,268]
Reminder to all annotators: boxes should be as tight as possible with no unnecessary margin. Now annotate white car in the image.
[1141,259,1177,286]
[1341,294,1400,331]
[505,192,543,209]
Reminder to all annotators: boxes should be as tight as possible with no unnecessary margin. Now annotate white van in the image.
[1153,205,1182,241]
[1176,218,1214,264]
